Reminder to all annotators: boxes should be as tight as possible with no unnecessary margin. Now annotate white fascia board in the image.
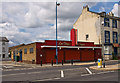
[41,46,102,49]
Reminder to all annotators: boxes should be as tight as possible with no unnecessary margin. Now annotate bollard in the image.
[62,60,63,65]
[71,60,73,65]
[98,59,102,68]
[103,63,105,68]
[41,60,42,66]
[51,60,53,66]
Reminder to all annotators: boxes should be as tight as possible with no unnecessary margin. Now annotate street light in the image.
[56,1,60,64]
[101,19,105,68]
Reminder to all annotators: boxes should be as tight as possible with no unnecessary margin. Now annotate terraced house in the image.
[73,5,120,60]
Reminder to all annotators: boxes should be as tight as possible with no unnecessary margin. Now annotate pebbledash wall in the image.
[9,40,101,64]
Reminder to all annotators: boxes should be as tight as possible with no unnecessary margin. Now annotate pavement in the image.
[1,60,96,68]
[89,60,119,71]
[1,60,119,70]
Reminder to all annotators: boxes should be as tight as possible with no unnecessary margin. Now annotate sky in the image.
[0,1,120,47]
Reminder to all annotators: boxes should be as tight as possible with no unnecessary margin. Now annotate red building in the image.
[10,40,101,64]
[10,28,102,64]
[36,40,101,64]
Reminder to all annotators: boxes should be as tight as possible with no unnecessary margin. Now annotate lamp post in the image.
[101,18,105,68]
[56,2,60,64]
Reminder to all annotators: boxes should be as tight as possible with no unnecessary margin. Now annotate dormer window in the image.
[104,18,110,27]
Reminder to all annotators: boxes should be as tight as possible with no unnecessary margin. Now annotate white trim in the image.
[41,45,101,49]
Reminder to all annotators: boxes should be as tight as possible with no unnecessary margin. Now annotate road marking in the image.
[35,78,61,81]
[0,73,26,77]
[27,71,42,74]
[1,71,42,77]
[54,78,61,80]
[61,70,64,78]
[81,71,115,77]
[81,74,93,76]
[85,68,92,74]
[96,71,115,74]
[3,68,34,71]
[3,66,13,68]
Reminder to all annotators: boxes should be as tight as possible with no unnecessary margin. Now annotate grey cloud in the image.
[1,2,98,46]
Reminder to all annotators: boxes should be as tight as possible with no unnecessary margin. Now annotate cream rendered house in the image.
[73,5,120,60]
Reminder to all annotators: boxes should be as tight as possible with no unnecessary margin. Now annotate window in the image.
[105,31,110,43]
[2,47,5,52]
[3,54,5,58]
[19,49,22,53]
[104,18,110,27]
[13,51,15,55]
[24,48,27,54]
[104,46,109,54]
[112,19,117,28]
[30,48,34,53]
[86,34,89,40]
[2,42,5,45]
[16,50,18,54]
[113,32,118,43]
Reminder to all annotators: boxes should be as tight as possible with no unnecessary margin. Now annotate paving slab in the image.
[89,64,120,71]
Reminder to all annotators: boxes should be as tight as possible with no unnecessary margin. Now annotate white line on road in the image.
[1,71,42,77]
[3,66,13,68]
[0,73,26,77]
[85,68,92,74]
[3,68,33,71]
[27,71,42,74]
[81,73,93,76]
[81,71,115,77]
[96,71,115,74]
[35,77,61,81]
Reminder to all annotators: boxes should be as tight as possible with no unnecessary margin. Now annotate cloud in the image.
[99,7,105,12]
[1,2,97,46]
[0,23,32,46]
[111,3,119,16]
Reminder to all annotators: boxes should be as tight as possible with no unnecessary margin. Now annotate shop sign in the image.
[58,42,71,45]
[78,43,85,46]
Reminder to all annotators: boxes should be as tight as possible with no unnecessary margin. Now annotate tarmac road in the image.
[1,60,119,82]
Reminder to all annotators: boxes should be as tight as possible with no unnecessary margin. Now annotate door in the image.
[13,51,15,60]
[94,49,102,60]
[114,47,118,56]
[19,50,22,61]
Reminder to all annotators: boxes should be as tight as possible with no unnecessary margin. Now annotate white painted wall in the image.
[0,41,9,59]
[73,8,100,44]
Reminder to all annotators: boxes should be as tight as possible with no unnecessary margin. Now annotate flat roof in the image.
[41,45,101,49]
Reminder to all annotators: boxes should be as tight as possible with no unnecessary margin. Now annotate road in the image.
[1,60,119,82]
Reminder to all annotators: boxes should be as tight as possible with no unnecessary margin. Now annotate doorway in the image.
[114,47,118,56]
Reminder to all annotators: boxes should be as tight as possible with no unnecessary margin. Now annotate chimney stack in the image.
[107,12,114,16]
[83,5,89,11]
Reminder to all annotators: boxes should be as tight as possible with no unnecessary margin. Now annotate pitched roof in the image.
[9,43,25,50]
[89,11,120,20]
[0,37,9,42]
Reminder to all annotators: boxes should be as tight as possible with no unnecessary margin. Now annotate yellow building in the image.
[73,5,120,60]
[9,43,37,63]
